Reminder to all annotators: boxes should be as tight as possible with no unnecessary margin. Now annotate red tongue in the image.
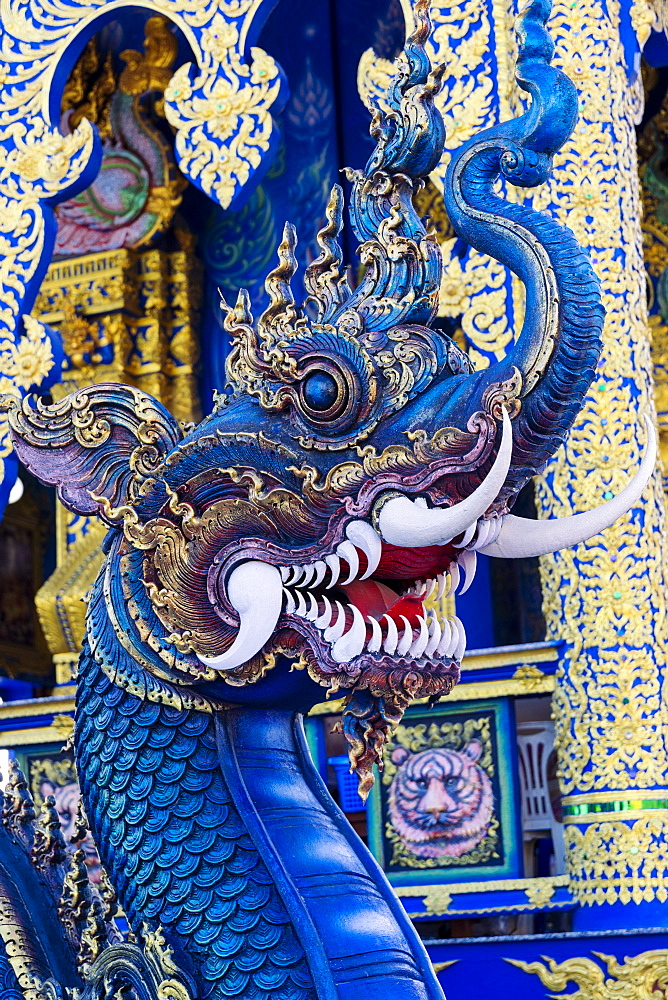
[339,580,425,627]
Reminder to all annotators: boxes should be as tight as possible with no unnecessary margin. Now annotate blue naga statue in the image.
[0,1,654,998]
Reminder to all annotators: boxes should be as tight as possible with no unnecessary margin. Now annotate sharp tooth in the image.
[453,616,467,659]
[446,618,460,657]
[324,553,340,589]
[436,618,452,657]
[295,591,307,616]
[397,616,413,656]
[410,616,430,658]
[197,561,282,671]
[414,579,423,596]
[458,550,477,594]
[332,605,366,662]
[336,540,359,584]
[453,522,477,548]
[346,520,382,579]
[280,566,291,582]
[305,593,319,621]
[312,560,327,587]
[447,563,459,596]
[470,519,492,550]
[367,616,383,652]
[424,578,436,599]
[286,565,306,586]
[437,573,447,600]
[415,497,428,508]
[315,595,333,628]
[382,615,398,655]
[324,601,347,642]
[425,614,442,656]
[298,564,317,587]
[283,588,296,614]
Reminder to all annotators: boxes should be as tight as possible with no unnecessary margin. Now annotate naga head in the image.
[2,0,654,791]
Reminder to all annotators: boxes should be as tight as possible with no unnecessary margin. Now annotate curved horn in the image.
[479,416,656,559]
[197,560,283,671]
[376,410,513,547]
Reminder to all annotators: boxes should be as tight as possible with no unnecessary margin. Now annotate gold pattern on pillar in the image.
[528,0,668,906]
[637,66,668,487]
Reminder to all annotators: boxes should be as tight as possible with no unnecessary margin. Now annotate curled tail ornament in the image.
[444,0,605,494]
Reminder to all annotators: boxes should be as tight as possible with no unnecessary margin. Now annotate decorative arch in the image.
[0,0,285,512]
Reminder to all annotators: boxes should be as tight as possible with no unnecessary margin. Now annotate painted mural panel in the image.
[368,699,522,884]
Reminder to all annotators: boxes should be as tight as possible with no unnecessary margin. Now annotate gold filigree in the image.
[2,317,55,394]
[52,714,75,739]
[165,15,281,208]
[429,0,522,368]
[31,244,201,663]
[0,110,94,492]
[511,665,547,691]
[29,757,77,810]
[524,880,556,907]
[629,0,663,47]
[35,519,106,656]
[120,16,179,95]
[59,299,109,373]
[508,948,668,999]
[396,876,569,917]
[65,43,116,140]
[0,0,280,496]
[565,818,668,905]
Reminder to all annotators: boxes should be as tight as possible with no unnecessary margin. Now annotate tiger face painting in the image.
[388,741,494,859]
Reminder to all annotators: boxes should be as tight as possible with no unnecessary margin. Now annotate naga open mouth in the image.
[195,413,515,676]
[195,515,501,676]
[276,521,482,666]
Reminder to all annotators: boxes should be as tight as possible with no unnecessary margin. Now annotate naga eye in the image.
[297,361,352,424]
[302,371,339,412]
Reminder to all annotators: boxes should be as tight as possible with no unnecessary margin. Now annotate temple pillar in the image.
[529,0,668,928]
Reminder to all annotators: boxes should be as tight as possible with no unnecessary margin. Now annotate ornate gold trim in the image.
[0,724,73,748]
[36,519,106,656]
[507,948,668,998]
[0,697,75,720]
[395,876,569,916]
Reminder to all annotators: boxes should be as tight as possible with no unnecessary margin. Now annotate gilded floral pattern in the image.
[509,947,668,997]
